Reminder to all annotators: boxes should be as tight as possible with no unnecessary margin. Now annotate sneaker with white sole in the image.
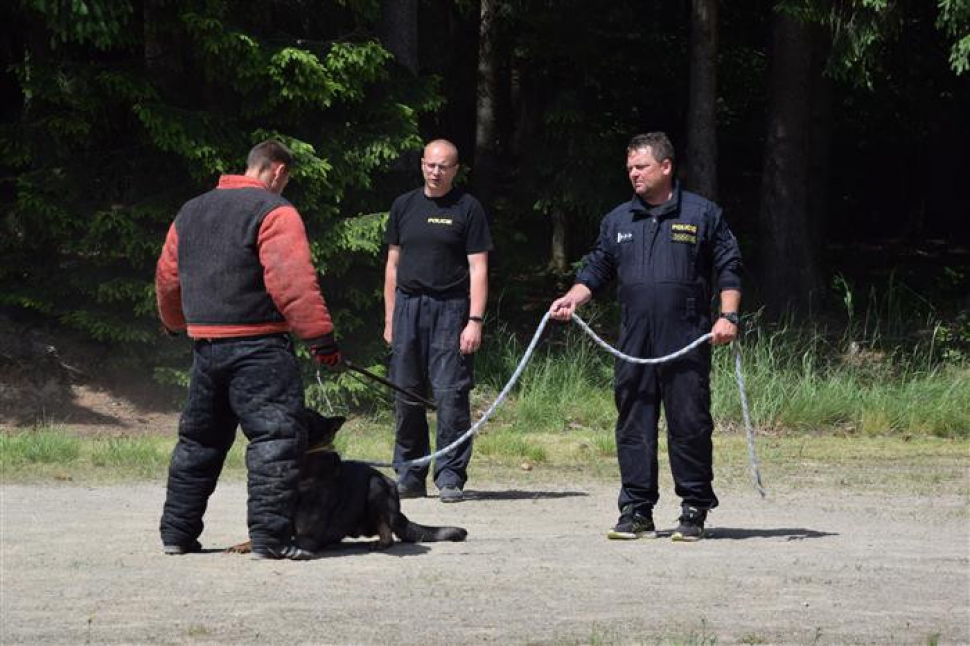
[671,505,708,542]
[606,505,657,540]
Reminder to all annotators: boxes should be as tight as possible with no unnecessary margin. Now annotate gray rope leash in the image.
[346,311,765,497]
[734,342,766,497]
[569,314,714,363]
[363,311,556,469]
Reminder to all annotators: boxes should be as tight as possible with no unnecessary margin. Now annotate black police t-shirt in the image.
[385,188,493,296]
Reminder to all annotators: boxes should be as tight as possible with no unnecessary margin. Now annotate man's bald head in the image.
[421,139,460,198]
[424,139,459,164]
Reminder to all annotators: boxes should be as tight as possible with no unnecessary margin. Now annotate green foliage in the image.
[938,0,970,74]
[780,0,970,85]
[24,0,133,50]
[2,0,439,354]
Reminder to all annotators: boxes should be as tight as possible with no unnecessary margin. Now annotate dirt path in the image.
[2,474,968,645]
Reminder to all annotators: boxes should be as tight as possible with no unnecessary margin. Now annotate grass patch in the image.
[475,428,548,464]
[90,437,170,477]
[1,424,966,497]
[1,430,81,465]
[471,312,969,439]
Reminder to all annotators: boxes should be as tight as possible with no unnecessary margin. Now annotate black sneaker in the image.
[606,505,656,540]
[439,485,463,503]
[251,544,316,560]
[163,540,202,555]
[671,505,708,542]
[397,482,427,499]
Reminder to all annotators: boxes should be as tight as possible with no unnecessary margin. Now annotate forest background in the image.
[1,0,968,437]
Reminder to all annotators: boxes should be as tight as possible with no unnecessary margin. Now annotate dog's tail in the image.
[394,513,467,543]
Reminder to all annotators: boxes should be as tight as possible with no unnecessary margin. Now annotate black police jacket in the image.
[575,183,742,325]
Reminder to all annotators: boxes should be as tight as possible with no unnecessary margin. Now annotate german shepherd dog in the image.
[227,410,467,554]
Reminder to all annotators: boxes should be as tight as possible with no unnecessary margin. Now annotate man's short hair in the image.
[627,132,675,165]
[247,140,295,172]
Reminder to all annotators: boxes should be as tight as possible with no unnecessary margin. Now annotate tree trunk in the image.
[474,0,498,211]
[758,10,825,316]
[379,0,419,74]
[549,210,568,273]
[806,25,833,255]
[683,0,718,200]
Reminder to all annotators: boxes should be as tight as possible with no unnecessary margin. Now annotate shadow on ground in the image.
[197,543,436,559]
[464,489,589,501]
[703,527,838,540]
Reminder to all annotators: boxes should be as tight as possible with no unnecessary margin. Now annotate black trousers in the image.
[159,334,306,550]
[389,291,474,490]
[614,286,719,513]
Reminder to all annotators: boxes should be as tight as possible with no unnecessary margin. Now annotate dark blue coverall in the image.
[575,183,742,513]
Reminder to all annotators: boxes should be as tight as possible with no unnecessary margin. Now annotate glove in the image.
[310,334,341,368]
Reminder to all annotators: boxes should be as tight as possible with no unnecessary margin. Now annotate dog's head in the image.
[302,409,346,454]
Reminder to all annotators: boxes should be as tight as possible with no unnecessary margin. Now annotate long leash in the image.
[331,312,765,496]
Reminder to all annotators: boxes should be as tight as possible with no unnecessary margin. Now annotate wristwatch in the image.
[719,311,740,326]
[468,315,484,323]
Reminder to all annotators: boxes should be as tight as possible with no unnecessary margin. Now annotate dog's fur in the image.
[227,410,467,554]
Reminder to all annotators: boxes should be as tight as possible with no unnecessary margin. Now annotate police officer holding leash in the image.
[550,132,742,542]
[156,140,341,560]
[383,139,492,503]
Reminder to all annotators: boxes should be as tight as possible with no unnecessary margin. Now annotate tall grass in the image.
[710,320,970,437]
[474,304,969,438]
[477,320,616,434]
[1,430,81,465]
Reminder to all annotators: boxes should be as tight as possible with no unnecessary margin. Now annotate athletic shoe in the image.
[163,540,202,555]
[671,505,708,542]
[439,485,463,503]
[397,482,427,499]
[251,544,316,560]
[606,505,656,540]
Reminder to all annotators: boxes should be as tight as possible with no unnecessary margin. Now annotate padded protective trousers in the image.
[159,334,306,550]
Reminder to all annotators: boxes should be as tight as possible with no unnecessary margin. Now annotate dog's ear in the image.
[303,409,346,447]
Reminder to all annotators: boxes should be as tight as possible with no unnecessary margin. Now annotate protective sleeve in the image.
[258,205,334,341]
[574,216,617,296]
[155,222,186,331]
[711,208,743,292]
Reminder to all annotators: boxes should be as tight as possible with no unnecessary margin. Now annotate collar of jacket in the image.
[217,175,270,191]
[628,181,682,221]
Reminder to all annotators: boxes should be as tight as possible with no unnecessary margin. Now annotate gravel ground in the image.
[2,474,968,645]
